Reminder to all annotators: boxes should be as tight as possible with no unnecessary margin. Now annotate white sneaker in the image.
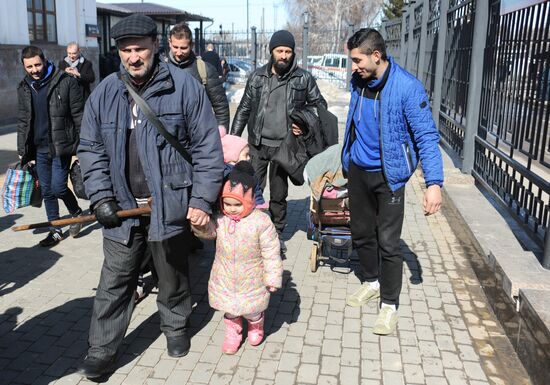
[373,306,398,335]
[346,283,380,307]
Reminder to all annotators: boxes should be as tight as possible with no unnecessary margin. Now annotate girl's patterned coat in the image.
[208,209,283,316]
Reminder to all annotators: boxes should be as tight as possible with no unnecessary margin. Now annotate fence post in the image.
[417,0,429,77]
[302,12,309,71]
[462,0,488,173]
[407,2,415,72]
[251,26,257,71]
[346,23,355,87]
[432,0,449,127]
[400,7,407,66]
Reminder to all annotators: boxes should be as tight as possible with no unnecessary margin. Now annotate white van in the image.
[320,54,348,72]
[310,54,348,84]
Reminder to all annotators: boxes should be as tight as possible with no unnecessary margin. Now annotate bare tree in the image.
[284,0,384,55]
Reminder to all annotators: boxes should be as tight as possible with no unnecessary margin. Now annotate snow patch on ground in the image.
[226,86,245,104]
[226,79,350,123]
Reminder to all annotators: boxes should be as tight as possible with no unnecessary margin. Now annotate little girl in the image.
[193,161,282,354]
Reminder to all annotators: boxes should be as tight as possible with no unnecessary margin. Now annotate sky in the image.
[106,0,288,32]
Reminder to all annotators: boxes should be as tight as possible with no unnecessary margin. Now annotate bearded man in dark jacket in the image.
[162,22,230,129]
[17,45,84,247]
[76,15,223,379]
[231,30,326,253]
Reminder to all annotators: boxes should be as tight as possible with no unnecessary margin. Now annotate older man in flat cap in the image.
[76,14,223,379]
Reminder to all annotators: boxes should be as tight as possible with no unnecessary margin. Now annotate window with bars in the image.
[27,0,57,43]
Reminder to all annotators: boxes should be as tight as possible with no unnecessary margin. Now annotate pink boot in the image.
[247,313,265,346]
[222,316,243,354]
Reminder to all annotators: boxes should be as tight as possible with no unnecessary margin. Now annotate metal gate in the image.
[474,0,550,242]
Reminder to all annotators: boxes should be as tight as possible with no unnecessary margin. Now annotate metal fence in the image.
[204,27,352,88]
[380,0,550,266]
[203,30,274,64]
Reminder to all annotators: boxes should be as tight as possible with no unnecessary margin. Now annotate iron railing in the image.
[424,0,441,101]
[474,0,550,245]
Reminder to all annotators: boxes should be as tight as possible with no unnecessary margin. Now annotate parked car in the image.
[225,59,252,84]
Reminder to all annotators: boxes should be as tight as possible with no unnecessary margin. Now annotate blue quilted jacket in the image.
[342,56,444,192]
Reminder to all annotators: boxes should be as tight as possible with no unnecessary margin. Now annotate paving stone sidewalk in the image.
[0,98,532,385]
[0,148,531,385]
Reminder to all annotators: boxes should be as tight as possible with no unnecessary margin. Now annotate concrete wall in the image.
[0,45,99,126]
[0,1,29,45]
[56,0,98,49]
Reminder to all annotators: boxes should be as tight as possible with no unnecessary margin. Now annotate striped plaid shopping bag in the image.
[1,163,36,214]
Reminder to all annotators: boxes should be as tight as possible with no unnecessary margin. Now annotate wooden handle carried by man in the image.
[11,206,152,232]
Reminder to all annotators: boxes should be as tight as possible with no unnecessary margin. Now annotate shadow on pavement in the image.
[0,298,93,384]
[266,270,300,336]
[0,297,168,384]
[0,246,62,297]
[349,240,424,285]
[0,213,22,233]
[187,242,216,337]
[402,241,423,284]
[283,197,309,240]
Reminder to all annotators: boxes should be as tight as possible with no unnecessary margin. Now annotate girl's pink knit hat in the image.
[219,127,248,163]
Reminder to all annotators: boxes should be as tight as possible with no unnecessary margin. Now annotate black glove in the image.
[94,200,122,229]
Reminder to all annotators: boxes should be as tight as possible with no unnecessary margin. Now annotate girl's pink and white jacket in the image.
[206,210,283,316]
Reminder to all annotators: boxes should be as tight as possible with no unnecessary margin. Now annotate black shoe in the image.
[39,229,63,247]
[166,333,190,357]
[69,209,84,238]
[77,355,114,379]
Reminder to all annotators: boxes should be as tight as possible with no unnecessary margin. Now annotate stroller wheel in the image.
[310,243,318,272]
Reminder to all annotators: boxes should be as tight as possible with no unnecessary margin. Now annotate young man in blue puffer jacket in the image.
[342,28,444,335]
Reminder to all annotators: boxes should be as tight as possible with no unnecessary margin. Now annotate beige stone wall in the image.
[0,44,99,126]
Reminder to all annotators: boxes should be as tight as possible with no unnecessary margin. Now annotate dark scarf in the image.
[168,50,195,69]
[26,61,55,92]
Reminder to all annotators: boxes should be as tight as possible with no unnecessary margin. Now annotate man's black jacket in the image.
[17,67,84,164]
[58,57,95,100]
[162,52,230,128]
[230,56,327,146]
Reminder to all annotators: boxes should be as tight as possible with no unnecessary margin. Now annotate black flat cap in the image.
[111,14,157,41]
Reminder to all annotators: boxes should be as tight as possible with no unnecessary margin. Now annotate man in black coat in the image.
[162,23,230,129]
[17,46,84,246]
[202,43,223,77]
[58,42,96,100]
[231,30,326,253]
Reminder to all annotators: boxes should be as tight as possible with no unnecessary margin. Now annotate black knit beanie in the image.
[269,30,295,51]
[228,161,256,192]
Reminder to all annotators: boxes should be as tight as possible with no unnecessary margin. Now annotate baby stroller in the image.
[305,144,354,272]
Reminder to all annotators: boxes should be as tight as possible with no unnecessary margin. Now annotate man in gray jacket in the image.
[76,15,223,379]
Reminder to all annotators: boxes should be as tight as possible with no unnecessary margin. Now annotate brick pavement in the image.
[0,140,530,385]
[0,99,531,385]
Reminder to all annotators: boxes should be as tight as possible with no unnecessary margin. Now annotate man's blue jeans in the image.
[35,152,81,222]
